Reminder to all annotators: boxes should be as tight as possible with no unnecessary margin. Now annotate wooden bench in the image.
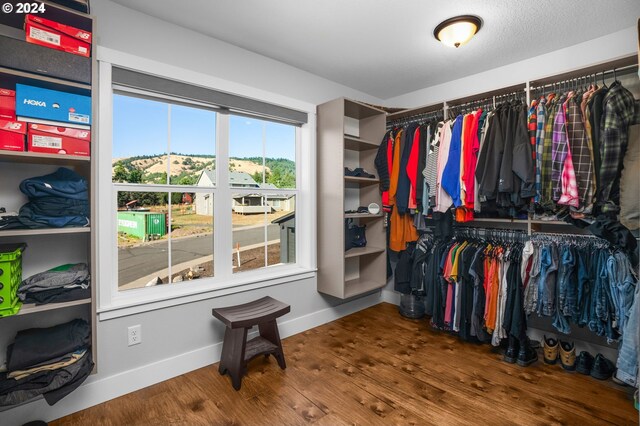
[212,296,290,390]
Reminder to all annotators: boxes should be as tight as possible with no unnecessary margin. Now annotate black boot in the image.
[503,335,519,364]
[516,337,538,367]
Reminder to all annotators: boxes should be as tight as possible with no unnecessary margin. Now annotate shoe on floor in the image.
[559,341,576,371]
[517,337,538,367]
[591,354,615,380]
[575,351,594,375]
[503,335,519,364]
[542,335,559,365]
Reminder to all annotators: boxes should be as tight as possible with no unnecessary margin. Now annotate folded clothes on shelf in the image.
[344,167,376,178]
[0,319,93,407]
[18,263,90,305]
[0,167,89,230]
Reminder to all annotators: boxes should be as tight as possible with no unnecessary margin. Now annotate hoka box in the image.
[16,84,91,127]
[0,243,26,317]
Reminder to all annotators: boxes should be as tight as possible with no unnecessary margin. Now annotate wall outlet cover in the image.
[128,324,142,346]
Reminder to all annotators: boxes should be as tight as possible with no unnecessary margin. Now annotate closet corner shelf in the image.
[345,246,386,259]
[0,150,90,165]
[13,298,92,317]
[0,227,90,237]
[344,98,386,120]
[344,212,384,219]
[344,176,380,186]
[344,135,379,151]
[344,278,386,298]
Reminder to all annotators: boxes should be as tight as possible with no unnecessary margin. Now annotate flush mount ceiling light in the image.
[434,15,482,48]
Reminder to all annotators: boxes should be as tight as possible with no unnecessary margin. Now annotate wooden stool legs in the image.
[218,327,247,391]
[259,320,286,370]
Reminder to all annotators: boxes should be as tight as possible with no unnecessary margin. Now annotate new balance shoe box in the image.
[0,119,27,152]
[16,84,91,127]
[0,89,16,120]
[28,123,90,156]
[25,14,91,57]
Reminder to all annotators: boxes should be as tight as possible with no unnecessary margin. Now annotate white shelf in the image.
[345,245,386,259]
[344,176,380,186]
[0,150,90,165]
[344,135,379,151]
[14,298,91,317]
[0,227,90,237]
[344,212,384,219]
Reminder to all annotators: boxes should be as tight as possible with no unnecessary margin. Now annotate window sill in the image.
[97,266,317,321]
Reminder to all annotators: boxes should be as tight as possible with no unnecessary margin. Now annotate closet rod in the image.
[387,109,444,127]
[529,56,638,89]
[530,64,639,92]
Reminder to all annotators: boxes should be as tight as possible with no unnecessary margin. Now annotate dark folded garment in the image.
[23,286,90,305]
[19,167,88,200]
[6,319,90,371]
[18,203,89,228]
[28,197,89,217]
[0,350,92,407]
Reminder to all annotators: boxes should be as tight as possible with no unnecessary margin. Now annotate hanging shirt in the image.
[442,116,464,207]
[474,111,491,212]
[551,95,569,202]
[424,122,442,206]
[435,121,454,213]
[597,81,636,214]
[535,97,547,203]
[565,96,594,210]
[406,126,420,210]
[540,94,558,206]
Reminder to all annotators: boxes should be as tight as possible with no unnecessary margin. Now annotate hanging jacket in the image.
[442,115,464,207]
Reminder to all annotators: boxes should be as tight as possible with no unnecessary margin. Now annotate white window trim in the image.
[97,55,317,320]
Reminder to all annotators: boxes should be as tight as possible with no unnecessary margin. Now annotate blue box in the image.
[15,84,91,127]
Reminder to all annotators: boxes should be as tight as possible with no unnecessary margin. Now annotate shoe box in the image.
[0,89,16,120]
[27,123,90,156]
[0,119,27,152]
[25,14,91,57]
[16,84,91,127]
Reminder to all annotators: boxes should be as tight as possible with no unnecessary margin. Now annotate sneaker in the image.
[590,354,615,380]
[542,335,559,365]
[503,335,519,364]
[517,337,538,367]
[559,341,576,371]
[575,351,594,375]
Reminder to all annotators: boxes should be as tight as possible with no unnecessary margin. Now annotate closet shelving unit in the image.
[386,54,639,237]
[0,0,97,408]
[317,98,387,299]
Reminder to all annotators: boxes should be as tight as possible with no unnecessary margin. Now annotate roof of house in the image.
[272,211,295,224]
[197,169,260,187]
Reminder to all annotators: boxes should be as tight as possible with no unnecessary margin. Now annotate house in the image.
[272,211,295,263]
[195,169,295,215]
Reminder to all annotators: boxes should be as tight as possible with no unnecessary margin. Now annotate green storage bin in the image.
[118,211,166,241]
[0,243,26,317]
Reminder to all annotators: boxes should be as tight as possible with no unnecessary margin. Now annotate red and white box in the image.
[27,123,90,156]
[0,89,16,121]
[0,119,27,152]
[25,14,91,57]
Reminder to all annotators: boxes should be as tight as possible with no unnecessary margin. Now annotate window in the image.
[112,94,216,290]
[111,89,301,292]
[229,116,296,273]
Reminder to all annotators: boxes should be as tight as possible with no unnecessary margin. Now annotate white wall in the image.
[385,26,638,107]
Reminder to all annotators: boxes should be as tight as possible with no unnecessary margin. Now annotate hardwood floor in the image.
[53,303,638,425]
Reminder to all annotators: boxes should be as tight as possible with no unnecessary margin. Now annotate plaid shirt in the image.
[540,94,557,206]
[551,95,568,202]
[597,82,636,213]
[535,97,546,203]
[565,96,594,210]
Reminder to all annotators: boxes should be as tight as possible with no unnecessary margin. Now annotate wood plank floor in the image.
[54,303,638,425]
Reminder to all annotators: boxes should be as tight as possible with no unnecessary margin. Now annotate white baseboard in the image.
[381,289,400,305]
[1,292,383,425]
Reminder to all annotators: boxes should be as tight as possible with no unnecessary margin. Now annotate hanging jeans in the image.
[557,245,576,316]
[607,251,637,333]
[616,276,639,387]
[537,243,558,316]
[575,248,593,327]
[590,250,617,342]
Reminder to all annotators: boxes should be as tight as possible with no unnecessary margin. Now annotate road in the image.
[118,224,280,286]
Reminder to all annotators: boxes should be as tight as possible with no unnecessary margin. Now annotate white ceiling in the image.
[110,0,639,100]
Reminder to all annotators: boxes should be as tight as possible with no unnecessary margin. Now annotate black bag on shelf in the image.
[344,219,367,251]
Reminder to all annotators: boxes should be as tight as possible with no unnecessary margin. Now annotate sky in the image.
[112,94,295,160]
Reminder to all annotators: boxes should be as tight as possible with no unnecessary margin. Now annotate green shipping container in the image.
[118,212,166,240]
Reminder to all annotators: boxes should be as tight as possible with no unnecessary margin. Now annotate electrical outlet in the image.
[128,324,142,346]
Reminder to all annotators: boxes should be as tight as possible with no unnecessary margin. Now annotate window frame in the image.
[97,58,317,319]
